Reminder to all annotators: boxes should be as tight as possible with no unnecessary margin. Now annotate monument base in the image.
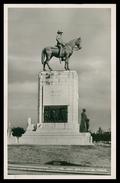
[14,70,93,145]
[19,131,93,145]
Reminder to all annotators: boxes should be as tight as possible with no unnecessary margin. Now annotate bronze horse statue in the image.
[41,37,82,71]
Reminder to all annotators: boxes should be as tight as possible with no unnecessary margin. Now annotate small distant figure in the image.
[80,109,90,132]
[56,30,65,61]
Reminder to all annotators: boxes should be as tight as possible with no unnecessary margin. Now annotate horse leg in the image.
[46,61,52,71]
[43,61,46,71]
[64,57,69,70]
[67,57,70,70]
[64,60,67,70]
[46,55,53,71]
[43,53,52,71]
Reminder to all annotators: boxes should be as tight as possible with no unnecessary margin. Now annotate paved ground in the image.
[8,163,111,175]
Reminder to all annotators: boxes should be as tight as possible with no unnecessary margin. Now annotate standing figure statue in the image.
[80,109,87,132]
[56,30,65,62]
[80,109,90,132]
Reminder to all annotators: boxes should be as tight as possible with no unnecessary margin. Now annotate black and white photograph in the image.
[4,4,116,179]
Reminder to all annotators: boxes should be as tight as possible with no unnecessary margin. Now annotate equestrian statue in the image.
[41,30,82,71]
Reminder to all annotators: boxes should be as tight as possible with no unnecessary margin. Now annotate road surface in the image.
[8,164,111,175]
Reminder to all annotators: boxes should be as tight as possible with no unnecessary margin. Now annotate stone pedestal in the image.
[37,70,79,132]
[20,70,93,145]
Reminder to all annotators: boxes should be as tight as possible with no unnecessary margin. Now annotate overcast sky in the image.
[7,6,111,132]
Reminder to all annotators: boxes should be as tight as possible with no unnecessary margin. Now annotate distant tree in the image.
[12,127,25,142]
[104,131,111,142]
[97,127,103,134]
[91,127,111,142]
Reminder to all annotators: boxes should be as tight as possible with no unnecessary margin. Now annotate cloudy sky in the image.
[7,5,112,132]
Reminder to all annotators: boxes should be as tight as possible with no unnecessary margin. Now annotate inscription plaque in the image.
[43,85,68,105]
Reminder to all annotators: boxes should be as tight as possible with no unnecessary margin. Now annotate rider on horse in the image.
[56,30,65,61]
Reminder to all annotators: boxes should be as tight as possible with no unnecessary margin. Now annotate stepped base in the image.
[19,131,93,145]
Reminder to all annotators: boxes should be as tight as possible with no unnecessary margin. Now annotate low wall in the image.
[8,136,17,144]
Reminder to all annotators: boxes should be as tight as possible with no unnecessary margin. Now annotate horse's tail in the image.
[41,48,46,64]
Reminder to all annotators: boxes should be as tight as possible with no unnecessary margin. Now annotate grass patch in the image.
[8,145,111,167]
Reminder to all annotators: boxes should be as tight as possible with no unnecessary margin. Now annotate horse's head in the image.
[75,37,82,49]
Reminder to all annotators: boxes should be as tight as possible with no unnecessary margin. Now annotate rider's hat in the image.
[57,30,63,34]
